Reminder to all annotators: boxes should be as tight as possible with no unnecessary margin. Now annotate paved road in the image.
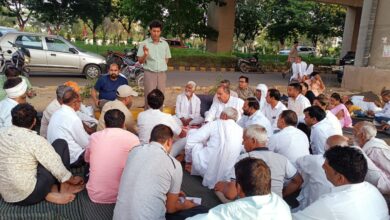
[28,71,338,87]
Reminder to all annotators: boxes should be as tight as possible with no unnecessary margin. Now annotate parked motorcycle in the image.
[237,53,264,74]
[106,48,144,88]
[1,41,31,77]
[0,47,5,74]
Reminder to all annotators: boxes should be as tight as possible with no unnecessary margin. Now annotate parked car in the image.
[278,46,316,56]
[0,32,106,78]
[165,39,188,48]
[0,26,17,38]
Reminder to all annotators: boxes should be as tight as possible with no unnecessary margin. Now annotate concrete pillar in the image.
[206,0,236,53]
[341,7,361,57]
[355,0,379,67]
[367,0,390,69]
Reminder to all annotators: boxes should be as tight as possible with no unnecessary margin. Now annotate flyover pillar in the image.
[206,0,236,53]
[341,7,361,57]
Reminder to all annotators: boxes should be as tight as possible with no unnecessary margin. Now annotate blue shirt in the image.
[94,75,128,101]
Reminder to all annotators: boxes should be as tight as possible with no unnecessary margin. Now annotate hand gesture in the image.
[182,199,198,209]
[143,45,149,57]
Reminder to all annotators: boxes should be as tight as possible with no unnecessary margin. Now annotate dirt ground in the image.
[28,84,366,113]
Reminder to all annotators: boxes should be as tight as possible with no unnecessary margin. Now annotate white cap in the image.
[117,85,138,97]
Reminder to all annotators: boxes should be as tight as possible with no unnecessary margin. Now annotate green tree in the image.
[0,0,32,31]
[302,2,345,47]
[74,0,112,43]
[25,0,77,34]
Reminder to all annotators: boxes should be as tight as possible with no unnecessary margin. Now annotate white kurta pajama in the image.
[362,138,390,180]
[205,96,244,122]
[237,110,273,137]
[310,119,341,155]
[185,119,243,189]
[288,94,311,122]
[263,101,287,130]
[175,93,203,125]
[0,98,18,128]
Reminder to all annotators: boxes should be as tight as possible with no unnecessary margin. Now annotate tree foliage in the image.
[0,0,32,31]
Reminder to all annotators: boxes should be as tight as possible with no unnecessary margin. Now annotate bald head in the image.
[326,135,349,150]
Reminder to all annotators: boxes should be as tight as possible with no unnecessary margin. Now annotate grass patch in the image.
[73,41,336,68]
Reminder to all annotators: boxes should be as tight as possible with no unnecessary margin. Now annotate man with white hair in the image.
[185,107,243,189]
[205,86,244,122]
[238,97,272,137]
[175,81,203,126]
[255,84,268,111]
[0,77,27,127]
[215,124,302,199]
[353,121,390,181]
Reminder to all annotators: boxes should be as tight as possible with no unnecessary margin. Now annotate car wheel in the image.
[239,62,250,73]
[84,64,101,79]
[135,72,144,88]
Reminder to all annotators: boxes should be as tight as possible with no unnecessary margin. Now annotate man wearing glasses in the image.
[236,75,254,100]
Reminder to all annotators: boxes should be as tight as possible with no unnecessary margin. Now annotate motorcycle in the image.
[1,41,31,77]
[0,47,5,74]
[106,48,144,88]
[237,53,264,74]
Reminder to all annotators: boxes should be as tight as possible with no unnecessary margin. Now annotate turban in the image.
[5,78,27,98]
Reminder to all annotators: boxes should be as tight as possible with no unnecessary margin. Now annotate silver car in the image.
[0,32,106,78]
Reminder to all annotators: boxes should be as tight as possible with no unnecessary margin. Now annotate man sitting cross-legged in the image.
[185,107,244,189]
[85,109,140,204]
[0,103,84,205]
[215,124,302,200]
[113,124,208,220]
[188,158,292,220]
[293,146,389,219]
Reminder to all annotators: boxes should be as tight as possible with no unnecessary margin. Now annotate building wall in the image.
[343,65,390,93]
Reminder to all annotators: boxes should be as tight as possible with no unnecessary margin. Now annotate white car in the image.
[0,32,106,78]
[278,46,316,56]
[0,26,17,38]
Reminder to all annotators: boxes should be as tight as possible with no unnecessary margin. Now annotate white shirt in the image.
[205,96,244,122]
[263,101,287,130]
[310,119,341,155]
[295,155,333,211]
[292,182,389,220]
[291,61,307,81]
[325,110,343,134]
[375,101,390,118]
[231,150,298,197]
[175,93,201,119]
[47,105,90,164]
[0,98,18,128]
[268,126,310,165]
[237,110,273,137]
[185,119,243,188]
[137,109,182,144]
[288,94,311,122]
[188,193,292,220]
[40,99,61,138]
[362,138,390,179]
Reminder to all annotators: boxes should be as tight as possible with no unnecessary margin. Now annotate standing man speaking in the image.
[137,20,171,109]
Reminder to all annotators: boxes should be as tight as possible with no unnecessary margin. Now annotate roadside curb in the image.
[168,66,235,73]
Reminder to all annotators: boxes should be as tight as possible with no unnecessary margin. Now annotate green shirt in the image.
[137,38,171,72]
[0,75,32,101]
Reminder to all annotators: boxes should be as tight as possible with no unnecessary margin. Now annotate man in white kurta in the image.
[263,88,287,130]
[304,106,341,155]
[354,121,390,183]
[237,97,272,137]
[175,81,203,126]
[205,86,244,122]
[290,57,307,82]
[293,147,389,220]
[313,94,343,134]
[287,83,311,122]
[0,78,27,128]
[268,110,309,165]
[47,90,90,165]
[185,107,243,189]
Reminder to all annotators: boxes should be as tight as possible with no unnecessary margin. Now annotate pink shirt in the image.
[85,128,140,204]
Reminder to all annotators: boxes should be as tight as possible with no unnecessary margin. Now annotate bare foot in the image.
[51,184,59,193]
[60,182,84,194]
[45,192,75,205]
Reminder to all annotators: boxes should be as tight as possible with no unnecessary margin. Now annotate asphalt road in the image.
[28,70,338,88]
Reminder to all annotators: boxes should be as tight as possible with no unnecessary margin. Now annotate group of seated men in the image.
[0,63,389,219]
